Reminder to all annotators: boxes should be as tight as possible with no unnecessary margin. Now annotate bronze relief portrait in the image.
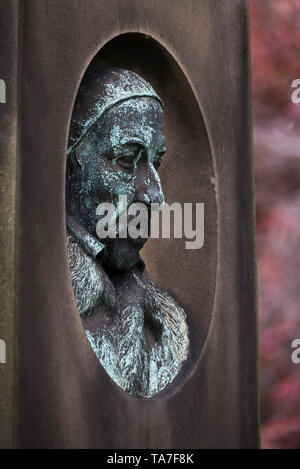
[66,65,189,398]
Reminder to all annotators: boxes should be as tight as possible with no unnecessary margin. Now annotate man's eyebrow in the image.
[110,140,145,158]
[119,138,146,148]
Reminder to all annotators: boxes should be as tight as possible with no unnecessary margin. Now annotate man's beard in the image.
[100,207,151,273]
[103,237,147,273]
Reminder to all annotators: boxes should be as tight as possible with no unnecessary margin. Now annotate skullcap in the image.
[68,66,163,154]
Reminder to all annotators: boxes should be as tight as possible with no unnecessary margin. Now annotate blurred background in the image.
[250,0,300,449]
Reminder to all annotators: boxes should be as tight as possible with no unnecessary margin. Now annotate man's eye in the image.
[153,152,165,170]
[153,158,162,170]
[117,154,136,171]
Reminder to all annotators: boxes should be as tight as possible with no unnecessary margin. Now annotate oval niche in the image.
[65,33,217,399]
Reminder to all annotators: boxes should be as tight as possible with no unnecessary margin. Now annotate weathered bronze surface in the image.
[66,67,189,398]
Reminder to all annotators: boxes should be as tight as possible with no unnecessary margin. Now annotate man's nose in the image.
[135,160,164,207]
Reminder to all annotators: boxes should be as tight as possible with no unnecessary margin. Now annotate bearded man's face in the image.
[66,97,166,271]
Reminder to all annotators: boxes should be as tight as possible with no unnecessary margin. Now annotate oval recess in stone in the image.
[65,33,217,399]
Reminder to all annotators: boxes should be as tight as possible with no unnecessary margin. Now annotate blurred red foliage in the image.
[251,0,300,120]
[250,0,300,449]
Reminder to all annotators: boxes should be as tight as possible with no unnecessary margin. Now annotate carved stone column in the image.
[0,0,259,448]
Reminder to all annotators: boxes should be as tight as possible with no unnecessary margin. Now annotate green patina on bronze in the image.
[66,67,189,398]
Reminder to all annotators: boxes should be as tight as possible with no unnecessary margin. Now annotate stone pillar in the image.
[0,0,259,448]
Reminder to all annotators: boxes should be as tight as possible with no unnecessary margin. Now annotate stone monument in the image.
[66,67,189,398]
